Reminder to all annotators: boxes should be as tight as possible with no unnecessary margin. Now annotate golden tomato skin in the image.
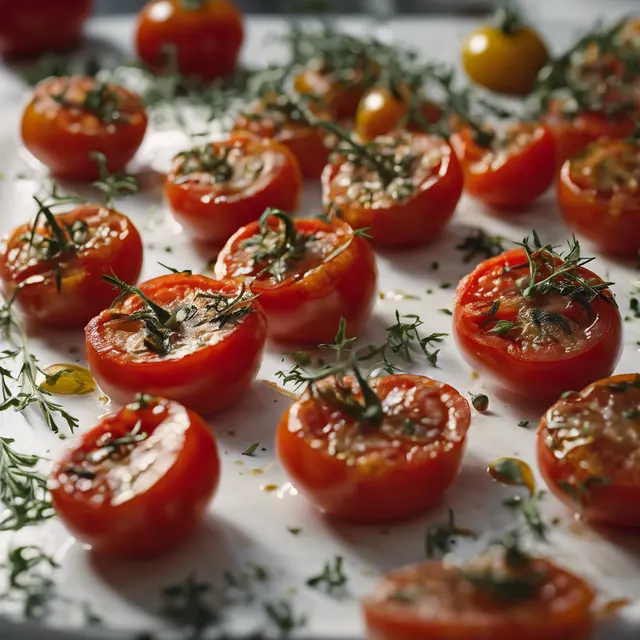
[462,24,548,96]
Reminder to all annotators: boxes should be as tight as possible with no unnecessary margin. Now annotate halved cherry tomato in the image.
[276,373,470,523]
[0,0,92,59]
[355,85,442,142]
[49,395,220,559]
[21,76,148,181]
[558,139,640,256]
[0,203,143,328]
[453,247,623,401]
[85,273,267,415]
[450,122,556,209]
[322,131,463,247]
[135,0,244,81]
[214,210,377,344]
[233,99,330,179]
[165,132,303,245]
[363,552,595,639]
[537,373,640,528]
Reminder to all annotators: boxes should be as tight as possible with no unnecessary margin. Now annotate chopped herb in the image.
[517,420,530,428]
[431,261,440,270]
[630,297,640,318]
[489,320,517,335]
[439,308,452,315]
[242,442,260,457]
[456,228,506,263]
[558,476,612,506]
[306,556,348,595]
[161,574,218,636]
[439,282,451,289]
[264,599,307,635]
[287,527,302,535]
[158,262,192,276]
[425,509,475,558]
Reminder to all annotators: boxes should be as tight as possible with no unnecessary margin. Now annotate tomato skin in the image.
[276,374,470,524]
[164,132,303,245]
[85,274,267,415]
[0,204,143,328]
[322,132,463,247]
[0,0,92,58]
[462,23,548,96]
[21,76,148,181]
[450,123,556,209]
[453,248,623,401]
[49,397,220,559]
[362,558,595,640]
[558,141,640,257]
[215,217,377,344]
[537,374,640,528]
[135,0,244,81]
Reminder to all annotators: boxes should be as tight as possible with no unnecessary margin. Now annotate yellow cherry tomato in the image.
[462,8,549,96]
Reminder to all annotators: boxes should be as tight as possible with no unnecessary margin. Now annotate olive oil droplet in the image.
[40,364,96,396]
[488,457,536,495]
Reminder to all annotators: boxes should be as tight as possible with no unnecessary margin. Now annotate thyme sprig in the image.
[425,509,475,558]
[51,78,126,124]
[161,573,219,638]
[90,151,139,207]
[306,555,348,595]
[174,144,234,182]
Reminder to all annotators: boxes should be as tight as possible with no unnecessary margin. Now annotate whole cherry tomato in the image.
[322,131,463,247]
[363,548,595,640]
[135,0,244,81]
[86,273,267,415]
[538,374,640,528]
[165,132,303,245]
[49,395,220,559]
[0,202,143,328]
[0,0,92,59]
[558,139,640,256]
[276,371,470,523]
[214,209,377,344]
[453,245,623,401]
[450,122,556,209]
[233,98,330,180]
[21,76,148,181]
[462,7,549,96]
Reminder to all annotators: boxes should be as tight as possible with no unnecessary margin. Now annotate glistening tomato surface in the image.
[21,76,148,181]
[537,374,640,528]
[85,273,267,415]
[165,132,303,245]
[450,123,556,209]
[49,396,220,559]
[322,132,463,247]
[0,0,92,58]
[215,212,377,344]
[453,247,623,400]
[558,140,640,256]
[135,0,244,81]
[0,204,143,328]
[276,374,470,523]
[362,554,595,640]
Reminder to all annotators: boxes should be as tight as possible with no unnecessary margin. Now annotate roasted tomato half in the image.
[0,0,92,58]
[214,209,377,344]
[558,139,640,257]
[135,0,244,81]
[233,97,330,179]
[165,132,303,245]
[322,131,463,247]
[85,273,267,415]
[453,245,623,401]
[362,548,595,640]
[538,374,640,528]
[276,372,470,524]
[450,122,556,209]
[49,395,220,559]
[0,203,143,328]
[21,76,148,181]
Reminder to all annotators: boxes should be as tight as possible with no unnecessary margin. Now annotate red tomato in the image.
[543,98,635,166]
[558,139,640,256]
[362,554,595,640]
[164,132,303,245]
[0,203,142,328]
[135,0,244,81]
[85,273,267,415]
[0,0,92,58]
[453,247,623,401]
[537,373,640,528]
[322,131,463,247]
[49,396,220,559]
[450,122,556,209]
[214,211,377,344]
[21,76,148,181]
[233,99,330,179]
[276,373,470,523]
